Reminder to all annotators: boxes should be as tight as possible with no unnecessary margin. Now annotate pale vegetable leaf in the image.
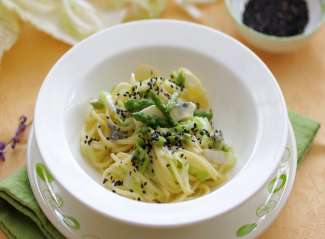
[0,3,20,62]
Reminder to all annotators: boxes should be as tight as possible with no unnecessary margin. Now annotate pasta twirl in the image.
[81,65,236,203]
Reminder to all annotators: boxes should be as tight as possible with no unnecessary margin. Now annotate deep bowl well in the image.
[34,20,288,227]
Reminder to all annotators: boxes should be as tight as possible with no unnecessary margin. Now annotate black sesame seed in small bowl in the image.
[225,0,325,53]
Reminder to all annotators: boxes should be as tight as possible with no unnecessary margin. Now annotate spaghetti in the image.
[80,65,235,203]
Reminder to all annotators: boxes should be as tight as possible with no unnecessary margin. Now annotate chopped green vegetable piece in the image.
[132,112,170,128]
[198,171,211,181]
[147,90,176,127]
[189,167,210,182]
[171,69,186,88]
[174,121,192,133]
[182,133,192,144]
[194,110,213,120]
[193,116,212,132]
[166,92,179,111]
[98,91,116,113]
[90,99,104,109]
[220,144,232,152]
[166,135,178,144]
[132,144,149,173]
[124,99,154,112]
[139,126,152,135]
[137,126,165,147]
[121,118,133,127]
[155,136,166,146]
[136,137,146,147]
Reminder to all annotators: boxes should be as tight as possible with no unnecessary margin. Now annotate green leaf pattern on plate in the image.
[267,174,287,194]
[42,189,64,208]
[36,163,54,182]
[256,200,277,217]
[236,147,291,237]
[35,163,86,234]
[282,147,291,163]
[62,215,80,230]
[236,223,257,237]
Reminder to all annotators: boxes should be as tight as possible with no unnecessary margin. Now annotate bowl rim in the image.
[34,19,288,227]
[225,0,325,42]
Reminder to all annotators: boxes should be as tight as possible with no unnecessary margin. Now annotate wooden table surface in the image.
[1,1,325,238]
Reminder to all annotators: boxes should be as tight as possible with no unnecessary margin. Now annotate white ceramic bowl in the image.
[225,0,325,53]
[34,20,288,228]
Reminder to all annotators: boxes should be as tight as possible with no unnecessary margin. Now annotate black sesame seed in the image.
[112,190,116,193]
[103,178,108,184]
[137,197,141,201]
[142,190,146,194]
[114,180,123,186]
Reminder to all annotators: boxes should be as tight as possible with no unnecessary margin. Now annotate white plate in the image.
[34,20,289,226]
[27,121,296,239]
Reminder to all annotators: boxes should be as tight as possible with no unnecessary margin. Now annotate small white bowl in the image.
[225,0,325,53]
[34,20,288,227]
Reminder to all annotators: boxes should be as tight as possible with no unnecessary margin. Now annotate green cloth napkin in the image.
[0,169,64,239]
[0,112,320,239]
[288,111,320,164]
